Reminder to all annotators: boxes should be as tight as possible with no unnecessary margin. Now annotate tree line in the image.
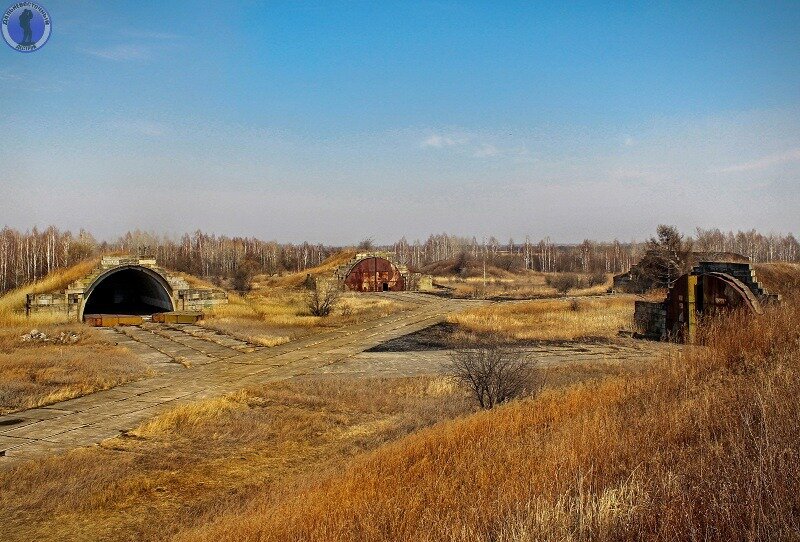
[0,226,798,295]
[390,229,800,275]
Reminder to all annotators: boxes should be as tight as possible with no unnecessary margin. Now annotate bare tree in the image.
[447,345,538,409]
[357,237,375,251]
[307,279,340,316]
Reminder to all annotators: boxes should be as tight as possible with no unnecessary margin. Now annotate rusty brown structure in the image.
[343,256,405,292]
[334,252,432,292]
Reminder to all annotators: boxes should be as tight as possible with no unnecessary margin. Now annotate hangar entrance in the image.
[344,256,405,292]
[82,267,174,319]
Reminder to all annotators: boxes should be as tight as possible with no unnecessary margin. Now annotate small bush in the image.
[546,273,581,295]
[447,344,538,409]
[307,280,340,317]
[587,271,607,287]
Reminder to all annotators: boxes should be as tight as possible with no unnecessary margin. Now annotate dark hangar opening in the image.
[83,268,174,317]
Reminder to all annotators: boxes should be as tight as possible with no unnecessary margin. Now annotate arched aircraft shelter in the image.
[80,265,174,320]
[343,256,405,292]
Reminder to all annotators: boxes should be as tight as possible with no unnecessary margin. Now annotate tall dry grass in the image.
[0,324,149,413]
[0,377,471,542]
[448,296,635,341]
[0,259,98,325]
[437,271,611,300]
[177,301,800,542]
[203,288,411,346]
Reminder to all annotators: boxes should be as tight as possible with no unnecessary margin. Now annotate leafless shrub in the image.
[307,280,340,317]
[587,271,607,287]
[546,273,581,296]
[232,259,259,293]
[447,344,538,409]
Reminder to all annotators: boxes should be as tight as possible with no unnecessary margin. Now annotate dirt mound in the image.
[418,255,518,278]
[754,262,800,298]
[266,250,356,288]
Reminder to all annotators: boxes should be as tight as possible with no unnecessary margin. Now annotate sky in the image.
[1,1,799,244]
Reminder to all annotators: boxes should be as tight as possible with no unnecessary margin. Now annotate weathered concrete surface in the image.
[0,293,479,462]
[0,293,671,464]
[316,340,671,378]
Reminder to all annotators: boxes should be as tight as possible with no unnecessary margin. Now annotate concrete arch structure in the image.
[26,256,229,323]
[635,261,780,343]
[80,265,175,320]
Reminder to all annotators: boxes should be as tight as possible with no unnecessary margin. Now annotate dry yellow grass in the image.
[753,261,800,297]
[0,259,98,325]
[0,324,149,414]
[263,250,356,288]
[0,376,473,542]
[0,362,635,542]
[437,271,611,299]
[447,296,635,341]
[176,300,800,542]
[203,286,412,346]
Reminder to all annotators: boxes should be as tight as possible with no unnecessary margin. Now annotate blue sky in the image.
[2,1,799,243]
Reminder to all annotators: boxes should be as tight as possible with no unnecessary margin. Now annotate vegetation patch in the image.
[0,324,149,414]
[447,296,636,342]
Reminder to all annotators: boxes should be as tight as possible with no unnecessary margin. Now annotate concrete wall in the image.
[634,300,666,340]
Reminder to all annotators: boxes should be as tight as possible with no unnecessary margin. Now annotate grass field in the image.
[447,296,636,342]
[0,376,472,541]
[435,271,611,299]
[3,300,794,541]
[0,259,98,326]
[175,299,800,542]
[0,362,633,542]
[201,282,413,346]
[0,324,148,414]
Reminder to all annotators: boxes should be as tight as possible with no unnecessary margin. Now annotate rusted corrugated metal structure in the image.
[334,252,432,292]
[635,261,780,342]
[343,255,405,292]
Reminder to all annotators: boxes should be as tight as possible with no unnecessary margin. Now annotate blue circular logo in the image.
[2,2,51,53]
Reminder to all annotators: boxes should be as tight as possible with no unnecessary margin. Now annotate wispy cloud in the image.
[421,134,463,148]
[474,143,532,161]
[0,69,22,82]
[79,44,150,61]
[420,130,531,162]
[473,143,500,157]
[720,148,800,173]
[0,68,65,91]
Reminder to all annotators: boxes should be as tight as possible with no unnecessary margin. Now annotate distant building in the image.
[334,252,432,292]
